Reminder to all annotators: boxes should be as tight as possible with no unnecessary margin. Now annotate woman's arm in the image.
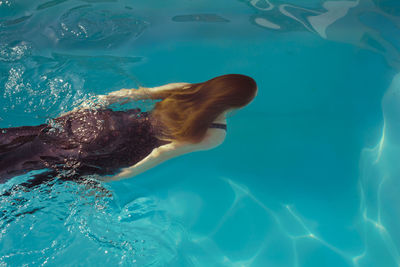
[104,141,196,182]
[61,83,190,116]
[140,82,191,99]
[104,129,226,182]
[99,82,191,105]
[100,127,226,182]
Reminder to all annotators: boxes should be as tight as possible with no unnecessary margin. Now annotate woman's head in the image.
[198,74,258,108]
[151,74,257,143]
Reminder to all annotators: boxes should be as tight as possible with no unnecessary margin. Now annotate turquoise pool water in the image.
[1,0,400,266]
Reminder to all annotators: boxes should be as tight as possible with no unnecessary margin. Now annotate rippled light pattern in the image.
[0,0,399,266]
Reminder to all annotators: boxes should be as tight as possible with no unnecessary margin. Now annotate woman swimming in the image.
[0,74,257,184]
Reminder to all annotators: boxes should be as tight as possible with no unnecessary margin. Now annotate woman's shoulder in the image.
[199,126,226,150]
[178,123,226,152]
[149,122,227,165]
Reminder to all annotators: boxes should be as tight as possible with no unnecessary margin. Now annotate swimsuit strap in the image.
[209,122,227,131]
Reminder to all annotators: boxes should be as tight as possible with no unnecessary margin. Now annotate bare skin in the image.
[95,83,231,182]
[61,82,254,182]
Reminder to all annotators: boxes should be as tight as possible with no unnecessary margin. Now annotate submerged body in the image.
[0,74,257,184]
[0,107,227,183]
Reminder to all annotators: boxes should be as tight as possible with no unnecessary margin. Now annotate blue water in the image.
[1,0,400,266]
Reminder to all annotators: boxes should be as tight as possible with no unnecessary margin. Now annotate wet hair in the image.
[150,74,257,144]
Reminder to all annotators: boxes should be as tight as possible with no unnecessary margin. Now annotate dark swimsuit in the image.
[209,122,227,131]
[0,108,227,185]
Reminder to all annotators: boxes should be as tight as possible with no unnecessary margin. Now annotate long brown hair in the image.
[150,74,257,144]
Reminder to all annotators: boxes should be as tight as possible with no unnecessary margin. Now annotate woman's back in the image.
[0,108,167,181]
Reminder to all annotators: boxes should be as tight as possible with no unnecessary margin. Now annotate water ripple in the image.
[242,0,400,69]
[36,0,68,11]
[46,5,149,48]
[0,50,142,127]
[172,14,230,23]
[0,178,181,266]
[0,41,31,62]
[0,14,32,27]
